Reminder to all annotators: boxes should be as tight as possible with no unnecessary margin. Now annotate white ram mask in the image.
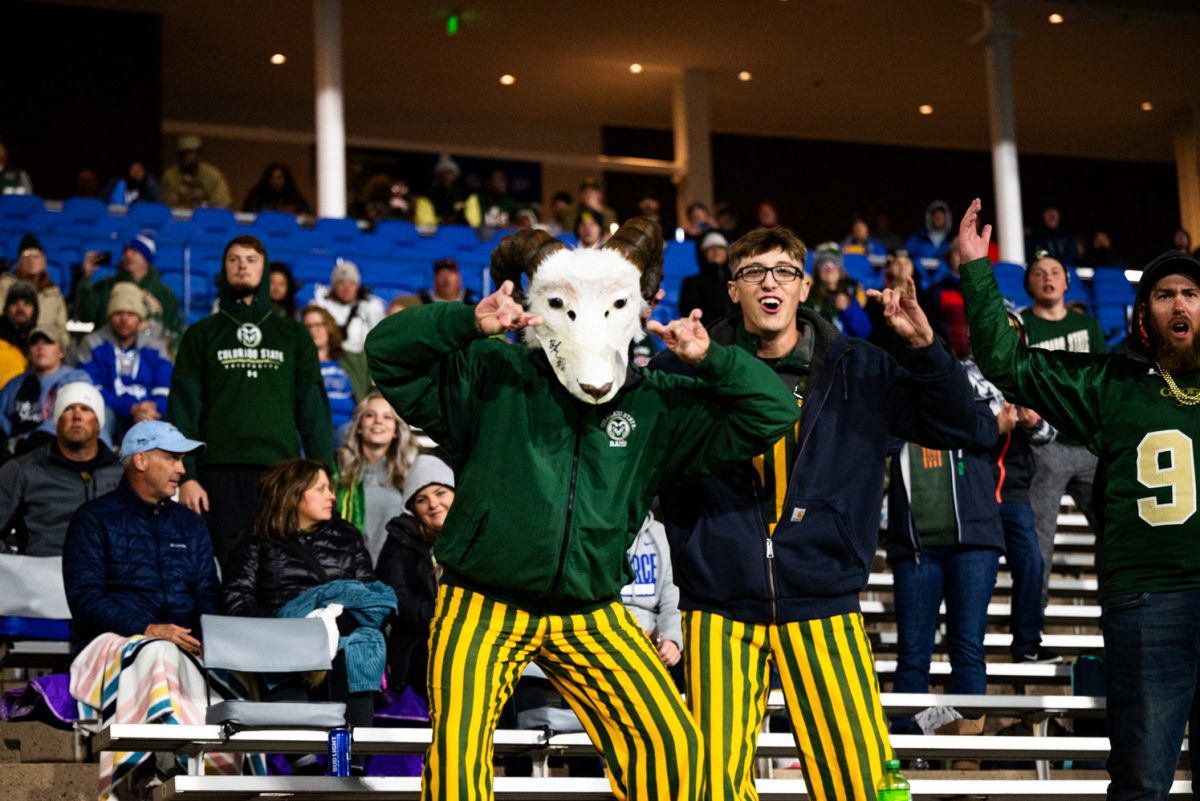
[490,218,663,405]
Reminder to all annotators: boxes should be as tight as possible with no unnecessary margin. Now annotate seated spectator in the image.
[0,383,121,555]
[335,391,420,564]
[540,190,573,236]
[75,168,101,198]
[620,512,684,689]
[414,154,468,226]
[268,261,300,319]
[904,200,954,282]
[302,304,369,438]
[683,202,713,239]
[886,398,1005,732]
[925,237,970,358]
[636,189,662,225]
[223,458,391,743]
[242,162,312,215]
[1172,227,1191,255]
[1025,202,1075,265]
[755,200,780,229]
[102,161,159,206]
[356,173,414,226]
[375,454,455,697]
[0,139,33,195]
[678,231,735,323]
[312,261,386,354]
[0,327,91,454]
[76,284,173,442]
[840,216,888,262]
[159,134,231,209]
[394,258,479,310]
[712,202,738,241]
[78,231,184,351]
[63,421,245,796]
[804,243,872,339]
[0,281,35,386]
[465,169,519,229]
[565,177,618,233]
[574,209,605,249]
[866,252,930,351]
[0,234,68,337]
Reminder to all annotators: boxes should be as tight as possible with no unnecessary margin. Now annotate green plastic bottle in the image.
[876,758,911,801]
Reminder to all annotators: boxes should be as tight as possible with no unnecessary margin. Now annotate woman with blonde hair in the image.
[336,391,420,564]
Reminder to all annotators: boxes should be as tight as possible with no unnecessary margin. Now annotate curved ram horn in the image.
[489,229,567,301]
[603,216,664,301]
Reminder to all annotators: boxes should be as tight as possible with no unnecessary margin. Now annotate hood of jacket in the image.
[216,259,272,320]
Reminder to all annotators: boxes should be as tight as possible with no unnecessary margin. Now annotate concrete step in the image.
[0,763,96,801]
[0,722,80,763]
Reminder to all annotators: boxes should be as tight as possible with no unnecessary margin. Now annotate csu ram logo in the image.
[601,411,636,448]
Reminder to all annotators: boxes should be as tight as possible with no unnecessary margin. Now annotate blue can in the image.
[327,727,351,777]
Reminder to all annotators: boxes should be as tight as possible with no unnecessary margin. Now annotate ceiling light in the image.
[499,74,516,86]
[629,63,643,74]
[1141,101,1154,111]
[738,71,753,82]
[270,53,286,65]
[918,104,934,115]
[1048,12,1064,24]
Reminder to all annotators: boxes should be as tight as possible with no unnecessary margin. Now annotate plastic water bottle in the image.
[876,758,910,801]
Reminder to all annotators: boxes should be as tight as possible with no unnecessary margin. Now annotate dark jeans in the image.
[892,546,1000,699]
[198,465,266,569]
[1101,588,1200,801]
[999,502,1044,658]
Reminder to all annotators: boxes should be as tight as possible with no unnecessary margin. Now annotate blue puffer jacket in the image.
[62,478,220,654]
[653,308,978,624]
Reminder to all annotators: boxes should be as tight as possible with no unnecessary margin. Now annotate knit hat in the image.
[177,134,202,152]
[18,233,44,255]
[402,455,456,512]
[125,230,156,265]
[29,325,66,350]
[330,260,361,285]
[4,279,37,309]
[433,153,460,177]
[53,382,105,429]
[107,282,147,318]
[812,242,843,272]
[700,231,729,251]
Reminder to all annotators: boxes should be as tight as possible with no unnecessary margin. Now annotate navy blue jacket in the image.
[885,398,1005,561]
[652,308,977,624]
[62,478,220,654]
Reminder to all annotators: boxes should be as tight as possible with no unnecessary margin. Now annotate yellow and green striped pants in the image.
[683,609,893,801]
[423,584,704,801]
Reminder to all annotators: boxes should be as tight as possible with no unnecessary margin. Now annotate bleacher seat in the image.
[126,200,173,230]
[189,208,241,246]
[0,194,44,234]
[373,219,421,250]
[429,224,483,253]
[993,261,1027,305]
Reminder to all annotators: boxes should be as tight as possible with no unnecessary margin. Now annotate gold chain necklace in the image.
[1156,361,1200,406]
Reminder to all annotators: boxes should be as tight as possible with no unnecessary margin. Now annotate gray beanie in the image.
[403,455,456,511]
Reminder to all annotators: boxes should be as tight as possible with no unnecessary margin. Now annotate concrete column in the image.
[1175,105,1200,247]
[314,0,346,218]
[671,69,714,223]
[976,1,1024,264]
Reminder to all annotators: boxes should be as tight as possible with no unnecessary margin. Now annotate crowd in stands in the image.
[5,130,1200,798]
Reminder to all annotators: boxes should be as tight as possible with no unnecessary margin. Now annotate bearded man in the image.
[366,219,800,801]
[960,198,1200,801]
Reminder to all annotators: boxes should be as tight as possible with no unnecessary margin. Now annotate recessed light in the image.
[499,74,516,86]
[918,104,934,115]
[270,53,287,65]
[629,63,643,74]
[1141,101,1154,111]
[1048,12,1064,24]
[738,70,753,82]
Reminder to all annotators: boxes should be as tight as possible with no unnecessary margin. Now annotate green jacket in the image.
[165,270,333,481]
[74,266,184,349]
[365,302,801,612]
[963,256,1200,596]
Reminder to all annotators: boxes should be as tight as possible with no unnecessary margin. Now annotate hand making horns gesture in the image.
[648,308,710,366]
[474,280,543,336]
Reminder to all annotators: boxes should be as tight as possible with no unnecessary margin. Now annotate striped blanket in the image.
[70,633,262,801]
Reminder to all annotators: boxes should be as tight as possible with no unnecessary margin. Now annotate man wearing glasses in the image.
[653,226,978,800]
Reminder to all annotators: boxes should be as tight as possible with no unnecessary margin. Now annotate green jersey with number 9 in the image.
[963,257,1200,597]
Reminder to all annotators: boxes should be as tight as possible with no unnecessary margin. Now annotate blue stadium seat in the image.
[663,242,699,282]
[842,253,874,287]
[0,195,44,234]
[156,218,193,246]
[59,196,107,226]
[126,200,173,230]
[430,224,483,252]
[190,207,241,246]
[312,217,364,253]
[291,254,337,284]
[993,262,1027,306]
[373,220,421,249]
[556,233,579,248]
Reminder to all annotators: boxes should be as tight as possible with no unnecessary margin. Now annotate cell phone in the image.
[94,252,112,266]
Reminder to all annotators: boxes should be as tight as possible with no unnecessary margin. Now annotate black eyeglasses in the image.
[733,264,804,284]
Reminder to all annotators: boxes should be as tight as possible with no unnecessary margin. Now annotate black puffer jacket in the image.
[223,518,376,617]
[374,514,438,695]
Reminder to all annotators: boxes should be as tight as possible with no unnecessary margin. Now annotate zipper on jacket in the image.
[549,422,584,598]
[748,477,779,624]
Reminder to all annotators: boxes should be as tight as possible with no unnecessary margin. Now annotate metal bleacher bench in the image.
[867,572,1101,599]
[872,630,1104,656]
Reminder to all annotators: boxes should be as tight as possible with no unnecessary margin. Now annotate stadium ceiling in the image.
[37,0,1200,163]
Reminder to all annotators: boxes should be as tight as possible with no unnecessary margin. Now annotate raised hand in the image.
[865,276,934,348]
[959,197,993,263]
[474,280,542,336]
[648,308,710,366]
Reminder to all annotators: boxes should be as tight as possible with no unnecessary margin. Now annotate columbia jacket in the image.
[365,301,800,613]
[653,308,978,624]
[62,479,220,654]
[0,440,121,556]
